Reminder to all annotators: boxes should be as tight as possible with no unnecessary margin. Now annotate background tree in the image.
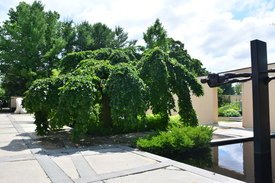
[90,22,115,50]
[75,22,130,51]
[234,83,242,95]
[143,18,169,51]
[113,26,129,48]
[60,20,77,56]
[0,1,65,96]
[220,84,234,95]
[75,21,93,51]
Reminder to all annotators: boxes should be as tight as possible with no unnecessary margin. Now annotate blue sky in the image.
[1,0,275,73]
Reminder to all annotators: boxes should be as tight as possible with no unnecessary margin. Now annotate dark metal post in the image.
[251,40,272,183]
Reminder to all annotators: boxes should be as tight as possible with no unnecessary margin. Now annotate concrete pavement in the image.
[0,114,244,183]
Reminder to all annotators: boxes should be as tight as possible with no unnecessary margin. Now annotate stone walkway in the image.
[0,114,244,183]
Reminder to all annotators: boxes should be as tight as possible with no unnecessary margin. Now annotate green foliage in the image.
[75,21,130,51]
[136,126,213,155]
[60,20,77,56]
[19,13,206,139]
[113,26,129,48]
[141,114,168,131]
[0,1,65,96]
[59,51,94,73]
[106,63,148,132]
[108,50,130,65]
[60,48,137,74]
[140,48,203,127]
[0,87,5,97]
[75,21,93,51]
[168,38,207,76]
[234,83,242,95]
[218,102,241,117]
[143,18,169,51]
[221,109,241,117]
[55,75,100,139]
[220,84,234,95]
[140,48,174,124]
[23,76,68,135]
[166,59,203,126]
[168,115,183,129]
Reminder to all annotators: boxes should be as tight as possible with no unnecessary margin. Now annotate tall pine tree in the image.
[0,1,65,96]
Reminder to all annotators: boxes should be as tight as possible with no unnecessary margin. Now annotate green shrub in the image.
[168,115,183,129]
[218,102,241,117]
[141,114,168,131]
[136,126,213,155]
[222,109,241,117]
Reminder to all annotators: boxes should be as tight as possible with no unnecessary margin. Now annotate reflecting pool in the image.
[171,139,275,183]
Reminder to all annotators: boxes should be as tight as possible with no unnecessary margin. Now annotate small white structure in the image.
[14,97,27,114]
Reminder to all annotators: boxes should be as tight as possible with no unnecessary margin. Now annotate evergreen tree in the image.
[143,18,169,51]
[0,1,65,95]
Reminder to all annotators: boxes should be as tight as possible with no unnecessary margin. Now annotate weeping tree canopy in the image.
[24,47,203,139]
[139,48,203,126]
[23,18,206,139]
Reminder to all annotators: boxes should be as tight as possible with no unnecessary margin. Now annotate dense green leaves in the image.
[1,3,208,138]
[24,76,68,134]
[106,63,148,131]
[139,48,203,126]
[75,22,131,51]
[137,126,213,155]
[140,48,174,124]
[168,38,207,76]
[25,43,204,138]
[55,75,100,139]
[143,19,169,51]
[0,1,65,96]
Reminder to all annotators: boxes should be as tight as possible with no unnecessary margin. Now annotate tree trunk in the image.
[102,93,112,128]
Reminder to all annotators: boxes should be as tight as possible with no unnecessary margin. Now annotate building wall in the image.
[242,79,275,130]
[222,95,242,103]
[191,80,218,125]
[231,63,275,131]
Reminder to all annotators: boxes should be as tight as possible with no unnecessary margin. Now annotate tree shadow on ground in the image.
[0,130,151,157]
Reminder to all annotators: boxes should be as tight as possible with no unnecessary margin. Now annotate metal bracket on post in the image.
[251,39,272,183]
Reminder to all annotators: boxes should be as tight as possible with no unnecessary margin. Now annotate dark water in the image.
[170,139,275,183]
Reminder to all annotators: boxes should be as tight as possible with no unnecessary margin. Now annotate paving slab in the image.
[105,166,222,183]
[0,124,14,128]
[0,140,32,157]
[0,113,246,183]
[85,151,157,174]
[0,133,22,143]
[71,154,97,177]
[0,160,51,183]
[0,127,17,134]
[52,155,80,180]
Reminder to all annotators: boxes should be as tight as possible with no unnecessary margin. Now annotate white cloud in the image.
[0,0,275,73]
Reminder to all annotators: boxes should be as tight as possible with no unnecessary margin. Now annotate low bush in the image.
[136,126,213,155]
[222,109,241,117]
[218,102,241,117]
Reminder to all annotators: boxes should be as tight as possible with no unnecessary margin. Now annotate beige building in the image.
[228,63,275,131]
[193,63,275,131]
[191,78,218,125]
